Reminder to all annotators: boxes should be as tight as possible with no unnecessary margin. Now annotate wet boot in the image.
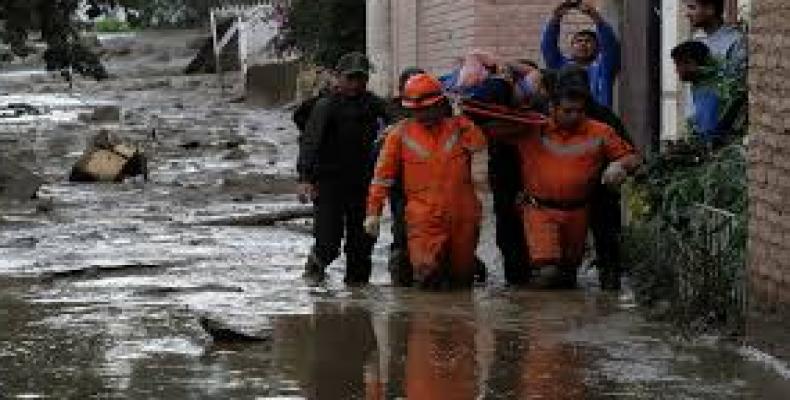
[302,252,327,284]
[551,267,578,290]
[388,249,413,287]
[474,257,487,284]
[344,255,372,286]
[416,252,453,290]
[503,248,532,286]
[599,265,622,292]
[504,261,531,286]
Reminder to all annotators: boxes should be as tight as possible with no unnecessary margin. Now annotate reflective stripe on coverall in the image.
[488,118,636,268]
[368,116,487,285]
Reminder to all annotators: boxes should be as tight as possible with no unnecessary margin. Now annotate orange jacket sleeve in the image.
[367,126,403,216]
[457,116,488,152]
[599,124,637,162]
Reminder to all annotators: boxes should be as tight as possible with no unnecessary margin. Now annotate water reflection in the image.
[273,294,589,400]
[274,302,378,399]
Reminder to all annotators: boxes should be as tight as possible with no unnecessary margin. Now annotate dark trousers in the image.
[312,178,374,283]
[488,142,529,284]
[590,184,622,280]
[388,181,412,286]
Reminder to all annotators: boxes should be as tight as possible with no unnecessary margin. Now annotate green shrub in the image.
[95,18,132,33]
[624,141,747,337]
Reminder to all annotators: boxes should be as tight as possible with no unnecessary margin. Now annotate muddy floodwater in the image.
[1,66,789,399]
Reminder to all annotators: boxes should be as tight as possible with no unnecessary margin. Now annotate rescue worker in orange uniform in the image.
[488,84,640,288]
[364,74,487,289]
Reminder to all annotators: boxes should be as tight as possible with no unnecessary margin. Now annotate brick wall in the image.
[387,0,606,88]
[747,0,790,361]
[472,0,604,63]
[393,0,419,74]
[417,0,476,74]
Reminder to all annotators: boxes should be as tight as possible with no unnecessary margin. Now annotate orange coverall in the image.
[367,116,487,286]
[489,118,635,268]
[405,313,477,400]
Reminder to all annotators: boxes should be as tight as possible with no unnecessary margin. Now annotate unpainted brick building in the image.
[746,0,790,362]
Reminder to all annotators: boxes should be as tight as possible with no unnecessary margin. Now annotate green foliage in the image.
[0,0,108,79]
[115,0,221,29]
[95,18,132,32]
[0,0,220,78]
[624,141,747,337]
[271,0,366,68]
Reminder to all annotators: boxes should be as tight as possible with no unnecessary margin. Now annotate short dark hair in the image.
[695,0,725,17]
[556,65,590,90]
[671,41,712,65]
[540,69,559,99]
[573,29,598,44]
[541,66,591,102]
[552,84,590,105]
[516,59,540,70]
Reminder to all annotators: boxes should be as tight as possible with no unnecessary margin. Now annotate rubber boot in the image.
[344,255,372,286]
[474,256,488,284]
[388,249,413,287]
[504,260,530,286]
[302,252,326,284]
[551,266,578,290]
[599,265,622,292]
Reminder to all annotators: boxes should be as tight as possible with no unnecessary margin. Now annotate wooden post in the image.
[725,0,739,24]
[238,16,248,93]
[210,9,224,96]
[619,0,661,156]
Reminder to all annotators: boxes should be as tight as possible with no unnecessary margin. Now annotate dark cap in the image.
[336,52,372,76]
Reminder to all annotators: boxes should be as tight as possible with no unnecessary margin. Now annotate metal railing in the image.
[208,1,285,94]
[650,202,746,333]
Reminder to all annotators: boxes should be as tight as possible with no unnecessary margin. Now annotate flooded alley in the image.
[0,66,787,399]
[0,1,789,393]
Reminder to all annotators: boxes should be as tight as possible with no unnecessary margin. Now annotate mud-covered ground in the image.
[1,32,789,399]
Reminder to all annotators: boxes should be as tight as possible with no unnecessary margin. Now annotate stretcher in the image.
[458,98,547,126]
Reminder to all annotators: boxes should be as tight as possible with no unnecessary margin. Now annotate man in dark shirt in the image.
[458,71,530,285]
[297,52,390,284]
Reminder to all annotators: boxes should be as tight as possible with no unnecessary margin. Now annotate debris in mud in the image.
[194,205,312,227]
[199,316,271,343]
[77,105,122,123]
[222,174,296,195]
[40,262,168,282]
[69,130,148,183]
[34,199,54,214]
[0,103,44,118]
[179,140,202,149]
[279,220,313,235]
[1,237,39,249]
[232,193,255,202]
[223,148,249,160]
[0,155,44,200]
[224,139,245,149]
[136,284,244,297]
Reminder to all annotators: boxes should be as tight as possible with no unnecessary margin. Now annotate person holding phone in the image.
[540,0,621,109]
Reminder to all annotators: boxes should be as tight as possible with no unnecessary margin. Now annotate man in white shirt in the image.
[686,0,747,78]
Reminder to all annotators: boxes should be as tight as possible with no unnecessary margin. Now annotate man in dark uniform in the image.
[297,52,390,284]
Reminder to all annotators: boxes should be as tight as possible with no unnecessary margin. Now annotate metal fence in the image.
[643,201,746,334]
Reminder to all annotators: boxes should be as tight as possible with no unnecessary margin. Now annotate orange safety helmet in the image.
[402,74,446,109]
